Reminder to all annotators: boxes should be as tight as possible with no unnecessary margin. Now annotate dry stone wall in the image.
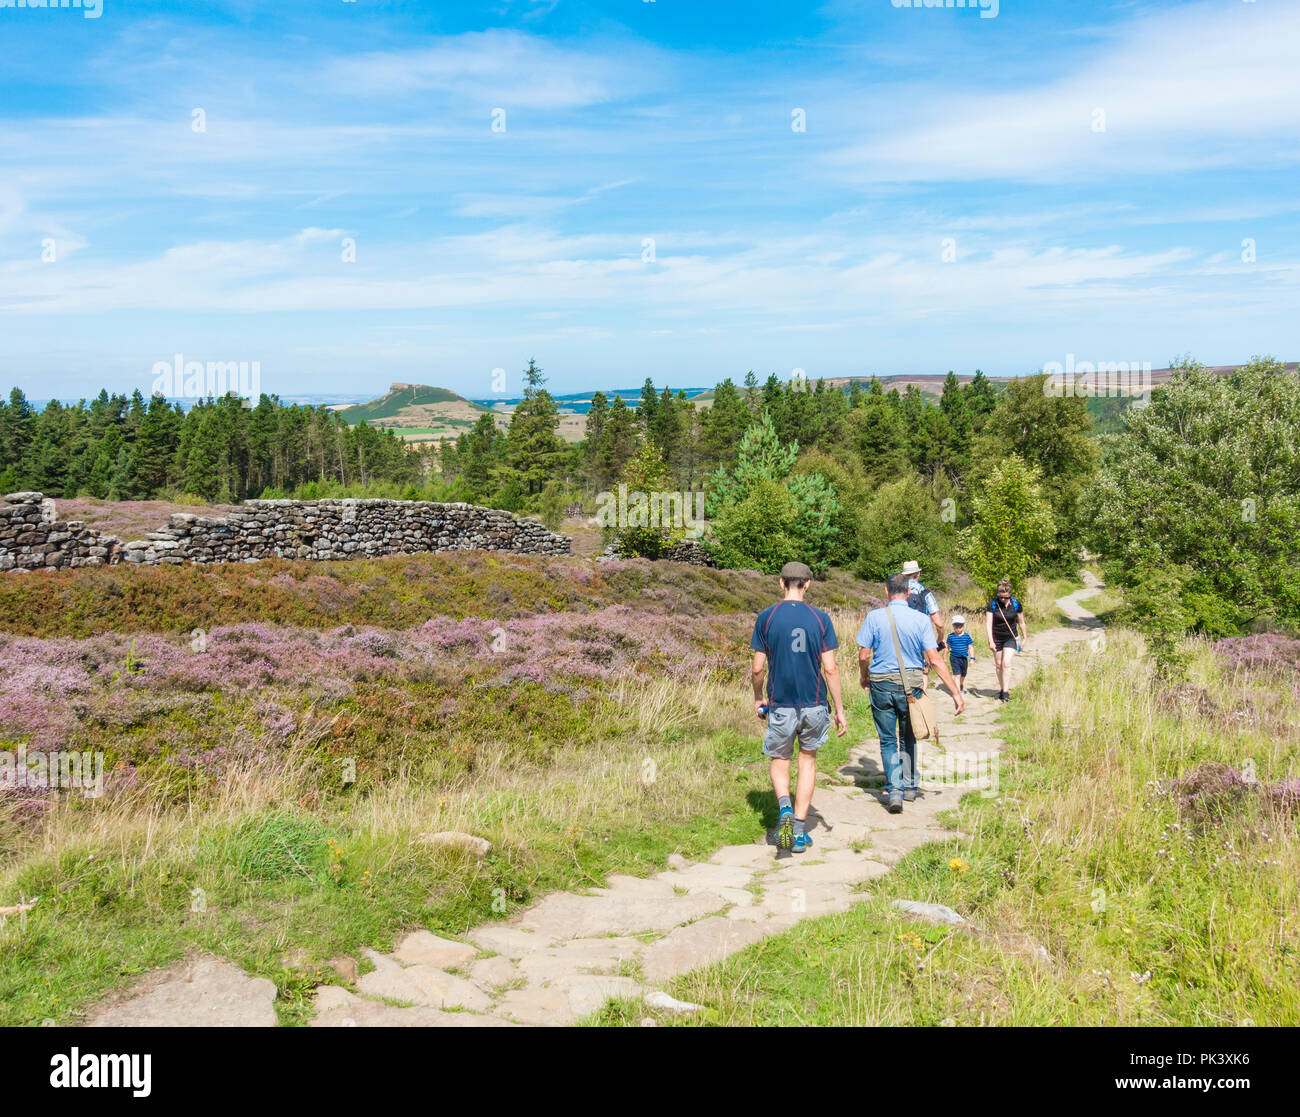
[0,492,569,574]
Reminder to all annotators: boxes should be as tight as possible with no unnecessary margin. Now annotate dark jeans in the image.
[869,679,923,793]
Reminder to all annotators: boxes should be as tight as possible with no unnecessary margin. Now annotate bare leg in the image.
[998,648,1017,693]
[770,757,791,802]
[794,748,817,820]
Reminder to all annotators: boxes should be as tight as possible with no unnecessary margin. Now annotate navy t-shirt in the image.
[751,600,839,709]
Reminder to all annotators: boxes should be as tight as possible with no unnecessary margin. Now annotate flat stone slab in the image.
[655,863,755,894]
[310,987,512,1028]
[357,962,493,1012]
[641,916,775,982]
[495,983,575,1026]
[518,890,725,939]
[892,899,967,926]
[516,937,643,983]
[587,873,680,901]
[708,844,774,869]
[392,931,478,969]
[807,787,888,827]
[764,855,890,888]
[750,880,861,921]
[468,955,519,990]
[468,925,556,957]
[87,957,277,1028]
[555,973,642,1018]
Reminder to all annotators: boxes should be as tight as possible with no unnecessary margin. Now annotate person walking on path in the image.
[857,573,964,814]
[751,561,848,853]
[944,613,975,695]
[900,560,944,683]
[985,578,1028,702]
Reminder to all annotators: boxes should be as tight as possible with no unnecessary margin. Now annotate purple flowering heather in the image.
[1168,761,1300,824]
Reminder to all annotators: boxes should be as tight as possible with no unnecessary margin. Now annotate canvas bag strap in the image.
[885,604,914,698]
[996,599,1016,639]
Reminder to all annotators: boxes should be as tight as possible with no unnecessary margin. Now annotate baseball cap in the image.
[780,561,814,581]
[951,613,966,625]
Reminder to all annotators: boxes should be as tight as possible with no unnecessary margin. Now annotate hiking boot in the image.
[792,831,814,853]
[776,809,794,852]
[886,791,904,814]
[903,788,921,802]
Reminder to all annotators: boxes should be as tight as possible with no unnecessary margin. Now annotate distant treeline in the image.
[0,389,426,502]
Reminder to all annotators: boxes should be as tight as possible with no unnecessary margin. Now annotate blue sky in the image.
[1,0,1297,400]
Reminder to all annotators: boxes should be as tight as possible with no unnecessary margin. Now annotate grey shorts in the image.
[762,705,831,760]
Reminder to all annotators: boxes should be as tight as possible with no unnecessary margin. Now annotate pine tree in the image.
[638,378,659,435]
[505,359,564,495]
[597,395,638,489]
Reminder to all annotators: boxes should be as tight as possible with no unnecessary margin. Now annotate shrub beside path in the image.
[86,576,1105,1027]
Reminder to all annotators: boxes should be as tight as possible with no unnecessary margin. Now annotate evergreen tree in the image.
[505,359,565,495]
[700,378,750,470]
[0,387,37,475]
[596,395,638,490]
[638,378,659,435]
[964,369,999,430]
[650,385,681,468]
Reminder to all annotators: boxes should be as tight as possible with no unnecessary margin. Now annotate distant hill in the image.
[694,363,1296,405]
[339,383,494,444]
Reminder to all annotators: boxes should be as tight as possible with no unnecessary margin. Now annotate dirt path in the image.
[87,578,1105,1027]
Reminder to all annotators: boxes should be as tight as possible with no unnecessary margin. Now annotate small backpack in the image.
[906,584,930,614]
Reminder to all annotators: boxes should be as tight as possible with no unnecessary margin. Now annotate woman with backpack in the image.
[985,578,1027,702]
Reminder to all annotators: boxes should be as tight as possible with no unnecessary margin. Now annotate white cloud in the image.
[332,30,655,109]
[829,1,1300,182]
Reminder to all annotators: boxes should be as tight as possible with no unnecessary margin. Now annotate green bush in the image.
[958,455,1056,596]
[1084,357,1300,633]
[854,475,952,585]
[707,412,840,573]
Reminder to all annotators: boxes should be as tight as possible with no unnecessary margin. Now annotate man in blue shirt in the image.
[751,561,848,853]
[857,573,964,814]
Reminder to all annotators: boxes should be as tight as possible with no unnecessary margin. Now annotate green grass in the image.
[0,724,778,1026]
[598,629,1300,1027]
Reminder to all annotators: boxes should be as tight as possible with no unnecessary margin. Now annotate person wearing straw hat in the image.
[751,561,848,853]
[899,560,944,681]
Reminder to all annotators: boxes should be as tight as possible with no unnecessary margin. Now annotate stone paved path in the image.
[86,578,1104,1027]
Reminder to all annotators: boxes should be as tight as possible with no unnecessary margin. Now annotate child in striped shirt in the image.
[945,614,975,694]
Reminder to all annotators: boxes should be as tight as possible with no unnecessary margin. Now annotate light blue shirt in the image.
[857,600,937,676]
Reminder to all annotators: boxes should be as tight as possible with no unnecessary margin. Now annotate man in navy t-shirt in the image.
[751,561,847,853]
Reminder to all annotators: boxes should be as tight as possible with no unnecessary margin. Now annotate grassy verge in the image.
[1,689,773,1026]
[596,627,1300,1026]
